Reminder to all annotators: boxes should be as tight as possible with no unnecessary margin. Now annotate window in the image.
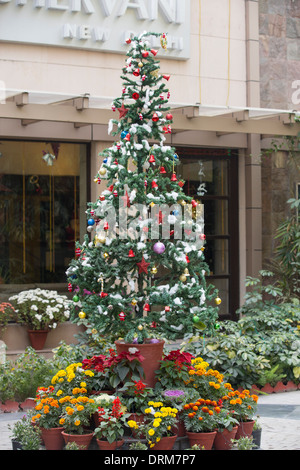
[177,147,239,319]
[0,141,88,284]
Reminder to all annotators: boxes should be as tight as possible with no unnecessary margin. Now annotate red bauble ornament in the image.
[133,69,140,77]
[165,306,170,312]
[151,181,158,189]
[170,173,177,182]
[151,49,158,56]
[68,283,72,292]
[142,50,149,58]
[163,74,170,81]
[128,249,135,258]
[143,303,151,312]
[160,166,166,174]
[152,113,159,122]
[125,133,131,141]
[191,199,198,208]
[126,38,131,44]
[119,312,126,321]
[100,292,108,298]
[199,233,206,240]
[149,154,156,163]
[166,113,173,121]
[75,248,81,257]
[132,92,140,100]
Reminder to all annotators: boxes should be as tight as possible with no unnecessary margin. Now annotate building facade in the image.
[0,0,299,326]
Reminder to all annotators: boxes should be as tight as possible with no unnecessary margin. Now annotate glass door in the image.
[177,147,239,320]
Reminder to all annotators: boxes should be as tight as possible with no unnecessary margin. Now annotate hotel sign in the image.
[0,0,190,59]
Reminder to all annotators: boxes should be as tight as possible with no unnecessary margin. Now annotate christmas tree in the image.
[67,32,220,345]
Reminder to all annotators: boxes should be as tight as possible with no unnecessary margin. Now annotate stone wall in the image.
[259,0,300,268]
[259,0,300,110]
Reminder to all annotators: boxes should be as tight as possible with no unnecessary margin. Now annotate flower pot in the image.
[11,439,23,450]
[61,431,94,450]
[115,339,164,388]
[0,400,20,413]
[20,398,35,411]
[27,329,48,350]
[173,414,186,437]
[96,439,124,450]
[41,427,65,450]
[235,420,255,439]
[186,431,217,450]
[252,428,262,448]
[151,434,177,450]
[214,426,238,450]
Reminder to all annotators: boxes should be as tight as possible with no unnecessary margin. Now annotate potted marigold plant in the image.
[213,408,239,450]
[9,288,71,350]
[50,362,95,395]
[59,394,97,450]
[119,380,154,435]
[129,400,179,450]
[31,386,65,450]
[94,396,129,450]
[221,389,258,439]
[182,398,221,450]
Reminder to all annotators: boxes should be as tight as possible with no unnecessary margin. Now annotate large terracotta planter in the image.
[28,329,48,350]
[214,426,238,450]
[151,434,177,450]
[96,439,124,450]
[115,339,164,388]
[41,427,65,450]
[235,420,255,439]
[186,431,217,450]
[61,431,94,450]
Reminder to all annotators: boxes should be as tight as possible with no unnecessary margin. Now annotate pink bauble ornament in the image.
[153,242,166,254]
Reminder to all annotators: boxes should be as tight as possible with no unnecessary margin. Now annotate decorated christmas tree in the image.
[67,32,221,345]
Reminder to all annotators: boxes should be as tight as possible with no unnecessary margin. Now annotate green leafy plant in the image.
[9,414,42,450]
[155,350,195,389]
[94,396,129,444]
[119,380,154,414]
[0,302,16,337]
[231,435,256,450]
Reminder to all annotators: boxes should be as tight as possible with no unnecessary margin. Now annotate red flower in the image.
[133,380,146,395]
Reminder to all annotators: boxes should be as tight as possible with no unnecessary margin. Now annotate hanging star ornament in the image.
[117,103,129,119]
[137,256,150,274]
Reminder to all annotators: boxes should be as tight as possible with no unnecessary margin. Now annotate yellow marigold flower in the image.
[56,390,63,396]
[156,437,161,443]
[148,429,155,436]
[76,405,84,411]
[44,406,50,414]
[144,408,152,414]
[67,408,75,415]
[127,420,138,429]
[75,420,81,426]
[35,403,43,411]
[59,418,65,425]
[58,378,64,383]
[80,382,87,388]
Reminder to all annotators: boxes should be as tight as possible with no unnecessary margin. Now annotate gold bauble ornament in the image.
[138,325,143,331]
[78,311,86,319]
[138,62,143,68]
[103,252,109,259]
[151,266,158,274]
[215,297,222,305]
[99,168,107,176]
[179,274,187,282]
[131,299,137,306]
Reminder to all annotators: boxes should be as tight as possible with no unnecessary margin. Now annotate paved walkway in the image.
[1,390,300,451]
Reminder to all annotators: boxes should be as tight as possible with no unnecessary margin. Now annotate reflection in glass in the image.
[0,141,87,284]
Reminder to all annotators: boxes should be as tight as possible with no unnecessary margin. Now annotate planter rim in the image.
[115,339,164,346]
